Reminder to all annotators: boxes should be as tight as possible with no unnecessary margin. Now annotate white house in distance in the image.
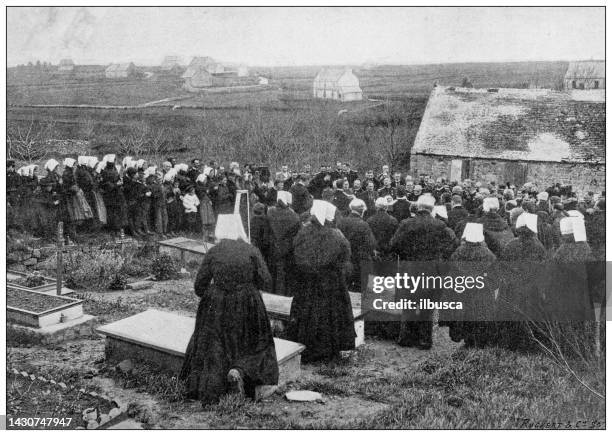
[58,58,75,73]
[105,62,137,79]
[182,66,213,91]
[564,60,605,90]
[313,68,363,102]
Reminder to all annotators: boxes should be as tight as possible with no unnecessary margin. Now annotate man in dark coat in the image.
[377,177,395,199]
[267,193,301,296]
[99,156,128,235]
[357,180,378,220]
[391,187,411,223]
[187,159,201,184]
[122,167,141,236]
[337,198,377,292]
[289,175,312,215]
[479,197,515,258]
[367,197,399,260]
[250,202,272,268]
[390,194,458,349]
[447,195,468,234]
[333,179,352,216]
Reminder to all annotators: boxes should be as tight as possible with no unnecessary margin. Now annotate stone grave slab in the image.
[158,237,215,265]
[96,309,305,400]
[261,291,366,347]
[7,269,74,295]
[6,286,96,344]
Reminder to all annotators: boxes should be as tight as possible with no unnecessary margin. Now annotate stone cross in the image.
[56,222,64,296]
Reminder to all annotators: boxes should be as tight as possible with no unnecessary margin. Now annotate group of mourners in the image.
[7,156,606,405]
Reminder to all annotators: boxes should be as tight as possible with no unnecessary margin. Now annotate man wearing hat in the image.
[390,194,458,349]
[337,198,377,293]
[289,174,312,215]
[357,180,378,220]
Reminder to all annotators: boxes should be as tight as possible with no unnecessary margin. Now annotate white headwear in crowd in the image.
[516,212,538,234]
[375,197,388,210]
[77,156,88,166]
[537,191,549,202]
[29,165,39,177]
[122,156,134,169]
[560,216,587,242]
[229,161,240,170]
[87,156,99,169]
[385,195,396,206]
[103,154,116,163]
[95,161,105,174]
[432,205,448,219]
[136,159,146,170]
[483,196,500,212]
[163,168,177,183]
[463,222,485,243]
[63,158,76,168]
[144,166,157,178]
[215,214,248,242]
[566,209,584,219]
[203,166,213,177]
[311,200,328,225]
[196,173,208,183]
[325,202,337,223]
[44,159,60,172]
[17,166,28,176]
[349,198,367,212]
[277,190,293,205]
[175,163,188,173]
[417,194,435,210]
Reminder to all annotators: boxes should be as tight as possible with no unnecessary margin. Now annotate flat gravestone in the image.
[261,291,366,347]
[96,309,305,400]
[158,238,215,265]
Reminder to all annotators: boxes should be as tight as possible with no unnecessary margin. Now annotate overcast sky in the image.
[7,7,605,66]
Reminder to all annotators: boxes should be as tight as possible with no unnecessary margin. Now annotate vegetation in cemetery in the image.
[151,254,181,281]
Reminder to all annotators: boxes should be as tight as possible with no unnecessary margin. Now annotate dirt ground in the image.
[7,277,461,429]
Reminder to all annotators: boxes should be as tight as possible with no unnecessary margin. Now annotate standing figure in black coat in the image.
[250,202,272,269]
[267,192,301,296]
[390,187,411,223]
[289,200,356,362]
[337,199,377,293]
[447,195,469,234]
[390,194,458,349]
[479,197,515,258]
[180,221,278,405]
[367,197,399,260]
[99,155,128,235]
[289,175,312,215]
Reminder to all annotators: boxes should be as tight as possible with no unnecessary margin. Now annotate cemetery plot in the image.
[8,270,57,292]
[7,287,84,328]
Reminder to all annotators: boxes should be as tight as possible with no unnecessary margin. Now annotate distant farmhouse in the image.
[160,55,184,75]
[105,62,137,79]
[313,68,363,102]
[58,58,75,73]
[182,66,213,91]
[189,56,225,75]
[237,65,249,77]
[410,86,604,195]
[564,60,605,90]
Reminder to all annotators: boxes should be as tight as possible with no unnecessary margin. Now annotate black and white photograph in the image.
[3,4,607,430]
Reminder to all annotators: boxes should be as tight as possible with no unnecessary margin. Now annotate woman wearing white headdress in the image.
[440,223,498,347]
[180,214,278,405]
[288,200,356,362]
[497,212,548,351]
[61,157,94,242]
[266,190,300,296]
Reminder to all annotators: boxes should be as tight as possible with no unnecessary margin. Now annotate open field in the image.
[7,61,569,173]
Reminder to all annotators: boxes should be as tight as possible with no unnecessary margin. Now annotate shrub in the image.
[151,254,180,281]
[108,273,128,291]
[62,250,125,291]
[24,272,46,288]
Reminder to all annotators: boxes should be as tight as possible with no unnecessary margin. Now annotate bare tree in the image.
[7,117,55,162]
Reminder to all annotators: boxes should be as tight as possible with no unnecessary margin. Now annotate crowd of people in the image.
[7,154,605,404]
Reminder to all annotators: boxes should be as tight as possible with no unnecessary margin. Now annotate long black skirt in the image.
[288,269,355,362]
[180,284,278,405]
